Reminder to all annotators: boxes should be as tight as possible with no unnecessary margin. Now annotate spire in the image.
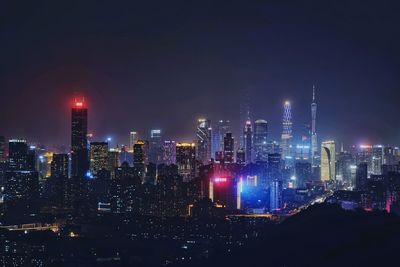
[312,85,316,102]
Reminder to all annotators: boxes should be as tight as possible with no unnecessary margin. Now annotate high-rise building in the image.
[244,120,253,164]
[236,148,245,165]
[162,140,176,165]
[253,119,268,162]
[71,99,89,179]
[196,119,212,164]
[372,145,384,175]
[321,141,336,181]
[212,120,231,158]
[176,143,196,181]
[51,154,69,178]
[281,101,293,160]
[133,140,146,165]
[223,133,234,163]
[270,179,282,212]
[295,162,312,188]
[311,86,318,166]
[5,170,39,202]
[149,129,162,164]
[8,139,29,170]
[268,153,282,181]
[0,136,6,163]
[90,142,109,177]
[129,131,138,152]
[209,176,240,210]
[108,148,120,178]
[336,151,354,184]
[356,162,368,191]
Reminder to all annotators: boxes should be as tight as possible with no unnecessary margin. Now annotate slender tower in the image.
[311,86,318,165]
[281,101,293,160]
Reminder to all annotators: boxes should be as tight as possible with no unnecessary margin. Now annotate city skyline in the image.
[1,1,400,146]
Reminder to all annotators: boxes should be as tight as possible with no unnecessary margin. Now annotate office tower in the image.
[7,139,29,170]
[149,129,162,164]
[253,119,268,162]
[176,143,196,181]
[209,176,240,210]
[239,89,251,148]
[223,133,234,163]
[268,153,282,181]
[281,101,293,160]
[236,148,245,165]
[336,151,354,183]
[295,162,312,188]
[295,144,310,161]
[383,146,396,165]
[51,154,69,177]
[0,136,5,163]
[356,145,372,173]
[108,148,120,178]
[244,120,253,164]
[270,179,282,212]
[372,145,384,175]
[321,141,336,181]
[356,162,368,191]
[311,86,318,165]
[212,120,231,158]
[129,131,138,151]
[119,145,133,166]
[133,140,146,165]
[196,119,212,164]
[162,140,176,165]
[90,142,109,177]
[266,141,280,154]
[71,99,89,178]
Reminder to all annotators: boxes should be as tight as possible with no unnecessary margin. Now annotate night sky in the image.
[1,0,400,147]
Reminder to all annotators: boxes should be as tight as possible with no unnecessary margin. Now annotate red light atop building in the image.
[73,97,86,108]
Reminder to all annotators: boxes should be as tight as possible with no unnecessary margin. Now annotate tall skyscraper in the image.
[133,140,146,165]
[149,129,162,164]
[176,143,196,181]
[356,162,368,191]
[372,145,384,175]
[311,86,318,165]
[7,139,29,170]
[162,140,176,165]
[212,120,231,158]
[51,154,69,178]
[281,101,293,160]
[223,132,234,163]
[90,142,109,177]
[253,119,268,162]
[321,141,336,181]
[270,179,282,212]
[244,120,253,164]
[0,136,6,163]
[71,99,89,179]
[196,118,212,164]
[129,131,138,152]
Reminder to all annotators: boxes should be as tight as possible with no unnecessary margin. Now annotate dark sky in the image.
[1,0,400,147]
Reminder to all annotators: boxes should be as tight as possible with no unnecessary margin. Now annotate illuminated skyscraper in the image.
[281,101,293,160]
[253,119,268,162]
[321,141,336,181]
[162,140,176,165]
[196,119,212,164]
[149,129,162,164]
[0,136,6,163]
[129,131,138,152]
[71,98,89,179]
[244,120,253,164]
[133,140,146,165]
[90,142,109,177]
[270,179,282,212]
[223,132,234,163]
[356,162,368,191]
[372,145,384,175]
[212,120,231,158]
[7,139,29,170]
[176,143,196,181]
[311,86,318,165]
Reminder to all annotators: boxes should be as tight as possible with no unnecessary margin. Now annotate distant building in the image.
[321,141,336,181]
[162,140,176,165]
[270,179,282,212]
[129,131,137,151]
[71,99,89,179]
[281,101,293,160]
[236,148,245,165]
[223,133,234,163]
[51,154,69,178]
[176,143,196,181]
[196,119,212,164]
[209,176,240,210]
[253,119,268,162]
[90,142,109,177]
[244,120,253,164]
[356,162,368,191]
[372,145,384,175]
[149,129,162,164]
